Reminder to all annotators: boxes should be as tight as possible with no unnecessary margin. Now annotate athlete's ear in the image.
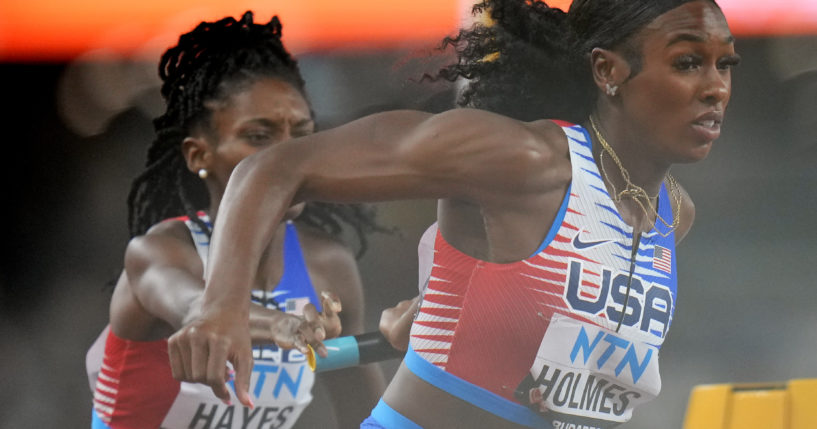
[590,47,631,95]
[182,136,212,175]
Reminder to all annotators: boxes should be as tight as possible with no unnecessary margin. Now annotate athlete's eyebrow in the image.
[240,117,313,129]
[666,32,735,47]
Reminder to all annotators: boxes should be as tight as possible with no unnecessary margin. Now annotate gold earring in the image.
[198,169,208,179]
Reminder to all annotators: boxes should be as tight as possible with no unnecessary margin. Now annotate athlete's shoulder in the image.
[520,118,574,185]
[124,218,201,271]
[425,108,546,142]
[145,217,191,237]
[126,219,197,253]
[529,118,576,153]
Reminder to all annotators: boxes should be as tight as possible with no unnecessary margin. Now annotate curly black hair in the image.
[433,0,719,123]
[127,11,386,256]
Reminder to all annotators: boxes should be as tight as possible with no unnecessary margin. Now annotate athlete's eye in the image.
[291,122,315,138]
[241,128,276,146]
[673,55,702,72]
[717,54,741,71]
[246,132,272,141]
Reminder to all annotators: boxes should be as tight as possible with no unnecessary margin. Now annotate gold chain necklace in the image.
[588,115,682,237]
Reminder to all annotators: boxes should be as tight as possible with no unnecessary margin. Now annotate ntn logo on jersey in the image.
[564,259,673,339]
[227,364,311,400]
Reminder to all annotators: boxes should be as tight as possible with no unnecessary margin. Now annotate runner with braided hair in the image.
[128,12,382,255]
[86,11,386,428]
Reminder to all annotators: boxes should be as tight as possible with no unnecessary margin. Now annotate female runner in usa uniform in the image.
[167,1,740,427]
[87,12,386,428]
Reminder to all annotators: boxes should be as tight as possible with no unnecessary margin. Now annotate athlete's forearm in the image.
[199,144,302,318]
[123,234,210,332]
[198,111,419,316]
[198,108,545,316]
[137,267,206,330]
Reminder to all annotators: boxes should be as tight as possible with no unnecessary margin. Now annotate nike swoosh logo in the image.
[572,229,614,250]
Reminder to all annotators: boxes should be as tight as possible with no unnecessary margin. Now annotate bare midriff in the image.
[381,361,534,429]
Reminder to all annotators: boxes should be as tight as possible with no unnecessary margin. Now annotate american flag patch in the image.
[653,245,672,273]
[285,297,311,315]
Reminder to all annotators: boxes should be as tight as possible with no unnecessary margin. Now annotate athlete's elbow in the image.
[231,144,303,191]
[230,147,272,183]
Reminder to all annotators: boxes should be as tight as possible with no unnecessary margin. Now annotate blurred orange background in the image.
[2,0,814,62]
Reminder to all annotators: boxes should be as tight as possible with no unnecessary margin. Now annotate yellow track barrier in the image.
[683,379,817,429]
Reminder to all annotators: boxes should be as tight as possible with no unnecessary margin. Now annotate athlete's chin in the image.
[676,141,714,164]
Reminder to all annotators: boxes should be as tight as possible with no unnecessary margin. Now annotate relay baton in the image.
[307,331,405,372]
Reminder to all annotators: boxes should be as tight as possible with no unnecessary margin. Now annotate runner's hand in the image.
[168,310,254,408]
[250,291,342,358]
[379,296,420,351]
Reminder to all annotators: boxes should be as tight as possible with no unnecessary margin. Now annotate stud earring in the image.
[198,169,208,179]
[606,83,619,97]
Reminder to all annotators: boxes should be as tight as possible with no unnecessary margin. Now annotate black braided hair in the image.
[431,0,719,123]
[127,11,386,256]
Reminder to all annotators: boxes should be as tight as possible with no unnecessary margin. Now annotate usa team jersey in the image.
[89,216,321,429]
[408,122,678,428]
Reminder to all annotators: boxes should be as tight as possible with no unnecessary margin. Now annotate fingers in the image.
[398,296,420,312]
[320,291,342,315]
[379,296,421,351]
[168,334,186,380]
[190,333,207,384]
[179,333,194,380]
[319,291,343,339]
[379,307,396,335]
[291,330,311,356]
[302,303,326,342]
[309,340,328,359]
[167,328,195,381]
[407,296,421,317]
[231,349,255,409]
[206,337,231,405]
[168,322,257,407]
[301,304,328,357]
[379,298,415,333]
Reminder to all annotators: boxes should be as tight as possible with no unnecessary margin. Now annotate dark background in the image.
[1,34,816,427]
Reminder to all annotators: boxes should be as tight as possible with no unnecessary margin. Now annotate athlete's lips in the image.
[691,111,724,141]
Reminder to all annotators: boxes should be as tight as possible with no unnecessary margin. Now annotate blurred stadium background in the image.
[1,0,815,427]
